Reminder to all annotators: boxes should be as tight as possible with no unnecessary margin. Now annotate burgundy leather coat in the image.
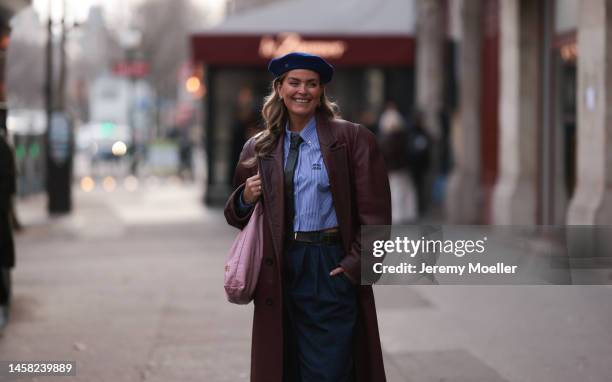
[224,114,391,382]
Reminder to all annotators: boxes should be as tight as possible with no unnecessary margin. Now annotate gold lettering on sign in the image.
[560,43,577,62]
[259,33,347,59]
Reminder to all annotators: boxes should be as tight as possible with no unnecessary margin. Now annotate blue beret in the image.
[268,52,334,84]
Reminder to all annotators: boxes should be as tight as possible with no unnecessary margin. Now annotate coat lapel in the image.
[316,115,351,251]
[259,131,285,269]
[260,116,352,263]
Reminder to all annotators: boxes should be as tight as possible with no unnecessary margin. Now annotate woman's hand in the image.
[331,266,356,284]
[243,173,263,204]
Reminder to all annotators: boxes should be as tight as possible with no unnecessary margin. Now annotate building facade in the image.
[437,0,608,225]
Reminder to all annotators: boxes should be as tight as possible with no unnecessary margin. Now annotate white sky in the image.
[32,0,226,25]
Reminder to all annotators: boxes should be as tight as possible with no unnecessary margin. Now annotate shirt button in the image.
[265,257,274,266]
[265,298,273,306]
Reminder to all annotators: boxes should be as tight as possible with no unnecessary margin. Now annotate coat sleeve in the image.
[340,125,392,283]
[224,138,258,230]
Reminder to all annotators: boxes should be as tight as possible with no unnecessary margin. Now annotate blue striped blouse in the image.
[284,117,338,232]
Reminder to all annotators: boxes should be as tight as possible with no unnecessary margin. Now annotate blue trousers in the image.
[283,241,357,382]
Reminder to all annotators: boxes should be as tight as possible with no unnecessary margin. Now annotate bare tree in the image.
[5,7,46,109]
[134,0,205,103]
[68,6,123,121]
[76,6,123,82]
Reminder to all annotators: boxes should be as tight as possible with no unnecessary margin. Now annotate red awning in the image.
[191,33,414,68]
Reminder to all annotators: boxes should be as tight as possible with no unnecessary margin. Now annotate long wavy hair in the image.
[243,74,339,167]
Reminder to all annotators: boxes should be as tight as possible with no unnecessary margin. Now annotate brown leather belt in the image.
[288,230,340,245]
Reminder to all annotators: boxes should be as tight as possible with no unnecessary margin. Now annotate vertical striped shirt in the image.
[284,116,338,232]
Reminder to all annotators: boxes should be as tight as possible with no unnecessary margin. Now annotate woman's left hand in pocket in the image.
[330,266,357,284]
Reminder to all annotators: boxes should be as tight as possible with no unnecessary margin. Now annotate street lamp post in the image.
[119,29,142,176]
[45,0,73,214]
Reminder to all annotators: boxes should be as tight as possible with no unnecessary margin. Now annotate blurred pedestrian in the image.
[177,127,193,180]
[405,110,432,216]
[228,87,261,184]
[0,114,16,328]
[224,52,390,382]
[378,101,418,223]
[357,108,379,136]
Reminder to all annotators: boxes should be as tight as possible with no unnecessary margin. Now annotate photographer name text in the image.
[373,262,517,275]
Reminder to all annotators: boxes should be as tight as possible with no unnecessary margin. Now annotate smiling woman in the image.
[225,52,391,382]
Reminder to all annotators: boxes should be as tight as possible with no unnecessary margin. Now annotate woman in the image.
[224,52,390,382]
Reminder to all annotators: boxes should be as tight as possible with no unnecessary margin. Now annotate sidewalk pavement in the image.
[1,183,611,381]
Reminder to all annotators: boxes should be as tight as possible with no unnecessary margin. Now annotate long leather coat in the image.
[224,114,391,382]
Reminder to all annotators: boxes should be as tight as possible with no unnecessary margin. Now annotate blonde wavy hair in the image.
[243,73,339,167]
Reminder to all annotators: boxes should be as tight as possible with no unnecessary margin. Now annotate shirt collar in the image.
[285,116,317,146]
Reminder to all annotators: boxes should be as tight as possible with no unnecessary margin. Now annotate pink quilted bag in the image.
[224,202,264,304]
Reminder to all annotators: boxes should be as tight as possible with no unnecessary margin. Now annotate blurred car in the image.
[76,121,132,161]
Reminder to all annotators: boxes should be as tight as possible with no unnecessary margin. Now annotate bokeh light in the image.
[80,176,95,192]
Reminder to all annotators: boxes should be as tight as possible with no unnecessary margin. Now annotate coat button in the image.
[265,257,274,266]
[265,298,273,306]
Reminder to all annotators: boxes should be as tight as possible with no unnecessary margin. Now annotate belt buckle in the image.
[323,234,333,245]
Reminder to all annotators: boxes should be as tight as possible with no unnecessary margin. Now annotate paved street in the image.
[1,182,611,381]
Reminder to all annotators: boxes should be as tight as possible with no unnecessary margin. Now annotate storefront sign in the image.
[259,33,347,59]
[191,34,414,67]
[113,61,150,78]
